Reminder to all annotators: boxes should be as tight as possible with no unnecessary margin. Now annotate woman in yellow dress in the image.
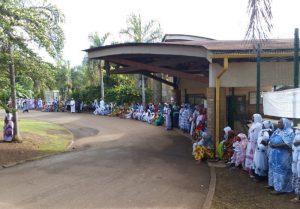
[193,132,214,163]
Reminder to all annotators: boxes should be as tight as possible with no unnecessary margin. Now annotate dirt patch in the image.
[211,167,299,209]
[0,133,43,165]
[0,128,72,166]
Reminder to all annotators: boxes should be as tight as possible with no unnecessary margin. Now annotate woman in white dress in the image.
[253,120,273,181]
[245,114,262,177]
[291,128,300,202]
[70,98,75,113]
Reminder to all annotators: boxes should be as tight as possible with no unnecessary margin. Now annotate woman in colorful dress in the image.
[245,114,262,176]
[193,132,214,163]
[268,118,294,194]
[291,128,300,202]
[223,130,236,162]
[154,111,164,126]
[3,110,14,142]
[217,126,232,161]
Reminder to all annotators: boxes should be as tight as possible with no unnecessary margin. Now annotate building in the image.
[85,34,299,146]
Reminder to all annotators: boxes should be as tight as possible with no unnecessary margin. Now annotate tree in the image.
[120,13,163,43]
[245,0,273,45]
[88,32,110,100]
[0,0,64,141]
[120,13,163,105]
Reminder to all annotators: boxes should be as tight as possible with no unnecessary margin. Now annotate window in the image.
[187,94,205,106]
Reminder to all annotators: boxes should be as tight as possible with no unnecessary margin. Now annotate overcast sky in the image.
[49,0,300,67]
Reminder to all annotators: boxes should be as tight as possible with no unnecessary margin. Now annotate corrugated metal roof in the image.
[84,39,294,54]
[165,39,294,51]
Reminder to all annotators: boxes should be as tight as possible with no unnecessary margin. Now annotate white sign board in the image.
[263,88,300,118]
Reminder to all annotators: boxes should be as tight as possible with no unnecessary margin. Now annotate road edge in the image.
[202,166,216,209]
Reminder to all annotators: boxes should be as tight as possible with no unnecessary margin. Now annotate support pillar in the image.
[207,88,216,144]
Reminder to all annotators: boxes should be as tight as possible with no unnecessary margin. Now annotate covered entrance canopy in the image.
[84,42,210,88]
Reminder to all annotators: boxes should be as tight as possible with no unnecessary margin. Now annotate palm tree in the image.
[88,32,110,100]
[120,13,163,105]
[245,0,273,46]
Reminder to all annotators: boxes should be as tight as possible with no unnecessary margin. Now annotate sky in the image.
[49,0,300,67]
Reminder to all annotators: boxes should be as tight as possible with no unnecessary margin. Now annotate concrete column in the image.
[206,88,215,142]
[207,87,227,147]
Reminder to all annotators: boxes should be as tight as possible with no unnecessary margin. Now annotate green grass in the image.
[2,119,73,154]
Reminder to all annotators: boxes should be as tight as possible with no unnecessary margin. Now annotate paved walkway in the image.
[0,111,210,209]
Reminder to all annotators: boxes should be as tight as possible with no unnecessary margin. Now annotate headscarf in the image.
[223,126,232,140]
[262,120,274,131]
[273,118,294,148]
[253,114,262,123]
[248,113,263,142]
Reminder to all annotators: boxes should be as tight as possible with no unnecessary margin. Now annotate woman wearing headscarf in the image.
[217,126,232,160]
[154,111,164,126]
[291,128,300,202]
[165,104,172,130]
[223,130,236,162]
[3,110,14,142]
[245,114,263,176]
[253,120,274,181]
[268,118,294,194]
[193,132,214,163]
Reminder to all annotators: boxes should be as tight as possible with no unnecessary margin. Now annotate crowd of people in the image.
[3,97,300,203]
[217,114,300,203]
[15,98,85,113]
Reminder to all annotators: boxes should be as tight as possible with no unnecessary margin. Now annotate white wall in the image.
[209,61,298,87]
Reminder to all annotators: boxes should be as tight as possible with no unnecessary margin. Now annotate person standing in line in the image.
[165,104,172,130]
[22,99,29,113]
[245,114,263,177]
[253,120,274,181]
[268,118,294,195]
[70,98,76,113]
[291,128,300,202]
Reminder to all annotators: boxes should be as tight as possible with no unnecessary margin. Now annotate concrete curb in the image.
[202,166,216,209]
[0,151,75,170]
[67,140,75,150]
[0,154,51,170]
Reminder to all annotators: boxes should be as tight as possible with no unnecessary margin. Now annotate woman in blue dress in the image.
[268,118,294,194]
[165,104,172,130]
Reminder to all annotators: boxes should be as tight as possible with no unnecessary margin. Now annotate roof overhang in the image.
[85,43,208,59]
[84,43,210,85]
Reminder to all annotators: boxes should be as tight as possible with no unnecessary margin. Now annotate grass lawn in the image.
[20,119,73,153]
[0,118,73,165]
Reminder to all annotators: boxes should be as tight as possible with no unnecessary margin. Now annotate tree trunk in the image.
[8,46,21,142]
[99,62,104,100]
[141,74,146,107]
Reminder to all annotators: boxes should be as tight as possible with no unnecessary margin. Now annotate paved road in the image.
[0,111,210,209]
